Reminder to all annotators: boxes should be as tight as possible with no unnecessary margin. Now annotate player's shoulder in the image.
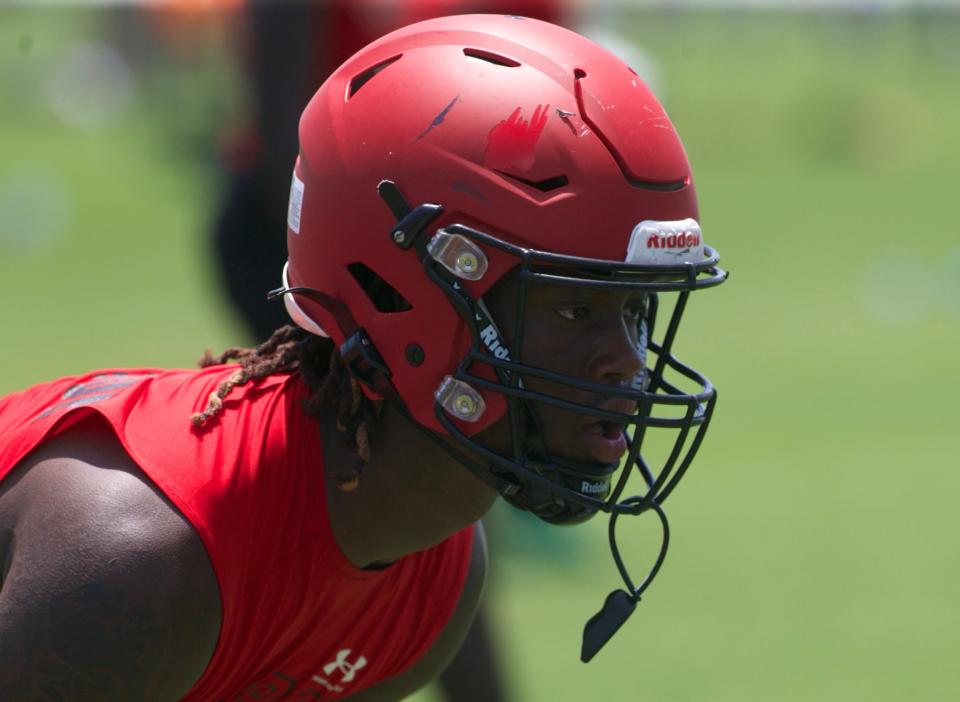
[3,412,194,536]
[0,415,221,699]
[0,414,222,617]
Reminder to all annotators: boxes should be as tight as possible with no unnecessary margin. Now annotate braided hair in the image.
[190,325,382,489]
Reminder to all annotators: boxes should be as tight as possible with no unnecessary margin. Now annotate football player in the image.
[0,15,726,700]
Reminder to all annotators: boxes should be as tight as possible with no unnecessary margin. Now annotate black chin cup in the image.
[502,456,617,525]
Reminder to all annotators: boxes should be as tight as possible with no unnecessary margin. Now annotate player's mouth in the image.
[581,420,628,464]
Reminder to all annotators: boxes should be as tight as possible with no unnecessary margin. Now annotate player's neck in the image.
[321,404,497,569]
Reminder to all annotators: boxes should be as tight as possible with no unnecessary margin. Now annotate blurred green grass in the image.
[2,7,958,702]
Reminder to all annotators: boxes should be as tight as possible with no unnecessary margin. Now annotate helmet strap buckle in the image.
[378,180,443,254]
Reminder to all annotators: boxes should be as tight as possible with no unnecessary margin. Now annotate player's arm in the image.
[0,420,221,701]
[343,521,489,702]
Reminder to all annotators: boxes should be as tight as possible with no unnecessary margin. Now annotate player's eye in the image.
[624,297,647,320]
[555,305,589,321]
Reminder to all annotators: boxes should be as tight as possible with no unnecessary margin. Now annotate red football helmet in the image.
[274,14,727,660]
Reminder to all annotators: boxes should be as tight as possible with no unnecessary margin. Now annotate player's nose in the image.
[588,318,645,387]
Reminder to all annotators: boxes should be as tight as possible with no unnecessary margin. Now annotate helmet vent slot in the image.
[348,54,402,98]
[496,170,569,193]
[347,262,412,313]
[573,68,687,192]
[463,48,521,68]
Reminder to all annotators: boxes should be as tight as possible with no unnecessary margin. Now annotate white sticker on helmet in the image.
[625,218,704,266]
[287,172,305,234]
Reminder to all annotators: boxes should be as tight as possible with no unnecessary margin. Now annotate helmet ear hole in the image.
[347,262,413,313]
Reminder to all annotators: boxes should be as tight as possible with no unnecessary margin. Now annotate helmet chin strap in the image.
[581,499,670,662]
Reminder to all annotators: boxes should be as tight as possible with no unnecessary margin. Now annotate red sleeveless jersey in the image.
[0,366,474,700]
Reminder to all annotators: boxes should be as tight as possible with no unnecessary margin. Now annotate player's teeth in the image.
[586,423,603,435]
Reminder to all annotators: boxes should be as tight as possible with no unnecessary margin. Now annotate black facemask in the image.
[417,214,725,660]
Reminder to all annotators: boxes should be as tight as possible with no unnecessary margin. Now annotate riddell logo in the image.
[476,312,511,361]
[625,217,703,265]
[646,231,700,249]
[580,480,607,495]
[479,325,510,360]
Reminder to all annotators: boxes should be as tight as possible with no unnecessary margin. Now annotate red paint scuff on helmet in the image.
[483,104,549,174]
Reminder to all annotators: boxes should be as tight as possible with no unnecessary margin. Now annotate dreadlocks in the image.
[190,325,382,489]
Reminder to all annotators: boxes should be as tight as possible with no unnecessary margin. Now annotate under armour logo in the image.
[322,649,368,684]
